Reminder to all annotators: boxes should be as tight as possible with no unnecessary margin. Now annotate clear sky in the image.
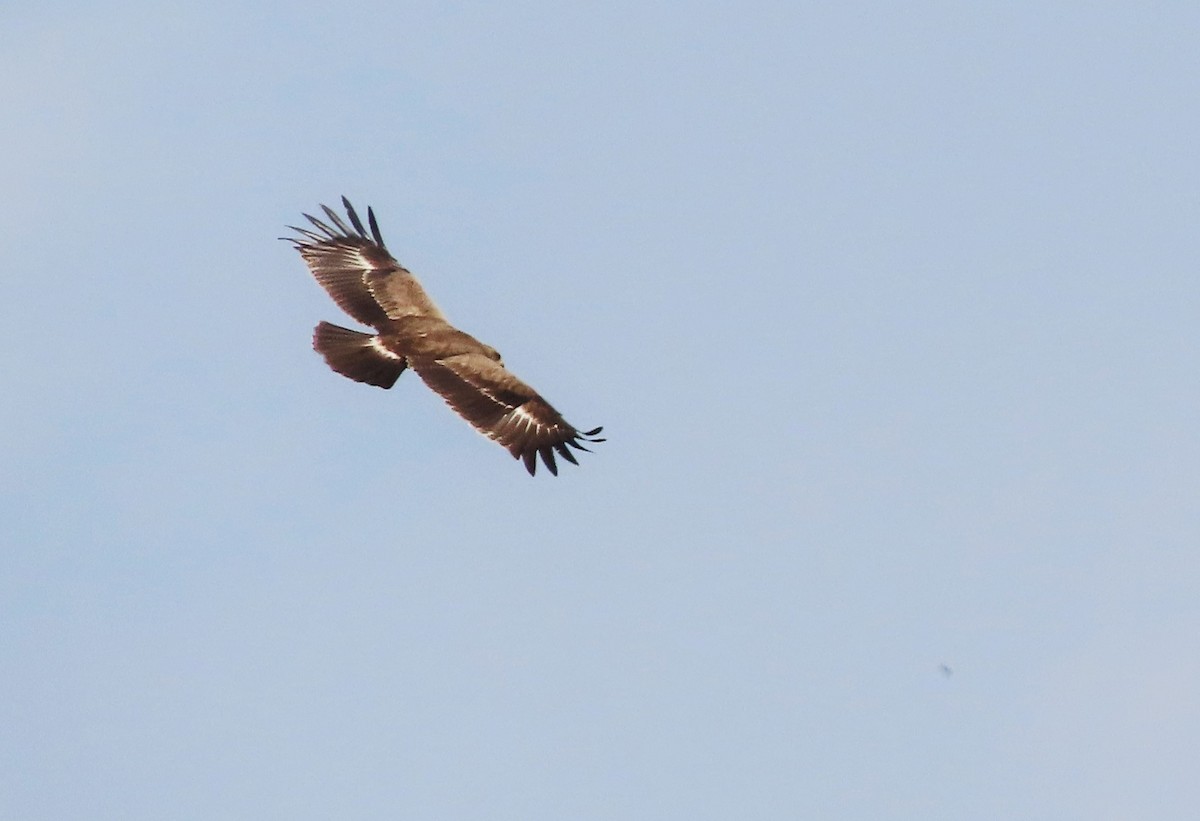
[3,2,1199,818]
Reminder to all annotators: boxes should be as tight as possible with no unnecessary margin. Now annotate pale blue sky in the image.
[3,2,1200,818]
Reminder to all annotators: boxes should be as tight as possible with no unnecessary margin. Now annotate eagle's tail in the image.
[312,321,407,389]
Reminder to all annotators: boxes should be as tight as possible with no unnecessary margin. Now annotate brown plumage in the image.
[286,197,603,476]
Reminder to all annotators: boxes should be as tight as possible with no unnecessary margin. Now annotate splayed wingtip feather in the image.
[320,203,354,236]
[540,446,559,476]
[367,206,385,248]
[342,197,369,238]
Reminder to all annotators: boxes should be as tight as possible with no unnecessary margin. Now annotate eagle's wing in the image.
[410,353,604,476]
[363,266,446,321]
[286,197,444,326]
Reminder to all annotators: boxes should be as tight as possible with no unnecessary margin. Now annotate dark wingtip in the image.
[367,206,386,249]
[522,449,538,476]
[321,203,353,236]
[342,196,369,239]
[554,442,578,466]
[540,446,559,476]
[303,212,341,240]
[569,426,606,448]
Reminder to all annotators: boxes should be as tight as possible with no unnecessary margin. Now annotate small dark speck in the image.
[939,664,953,678]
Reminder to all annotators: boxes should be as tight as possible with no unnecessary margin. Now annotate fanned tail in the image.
[312,321,407,389]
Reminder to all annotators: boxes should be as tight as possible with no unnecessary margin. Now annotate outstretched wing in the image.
[285,197,444,326]
[410,353,604,476]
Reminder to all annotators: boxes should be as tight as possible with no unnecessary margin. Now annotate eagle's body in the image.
[287,198,603,476]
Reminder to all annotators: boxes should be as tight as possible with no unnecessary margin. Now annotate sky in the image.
[3,2,1199,818]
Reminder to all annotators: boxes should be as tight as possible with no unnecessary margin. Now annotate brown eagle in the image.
[286,197,604,476]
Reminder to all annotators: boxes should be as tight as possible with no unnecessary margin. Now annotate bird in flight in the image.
[286,197,604,476]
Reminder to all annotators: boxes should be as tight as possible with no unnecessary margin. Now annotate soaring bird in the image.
[286,197,604,476]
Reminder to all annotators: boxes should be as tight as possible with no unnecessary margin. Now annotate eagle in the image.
[286,197,604,476]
